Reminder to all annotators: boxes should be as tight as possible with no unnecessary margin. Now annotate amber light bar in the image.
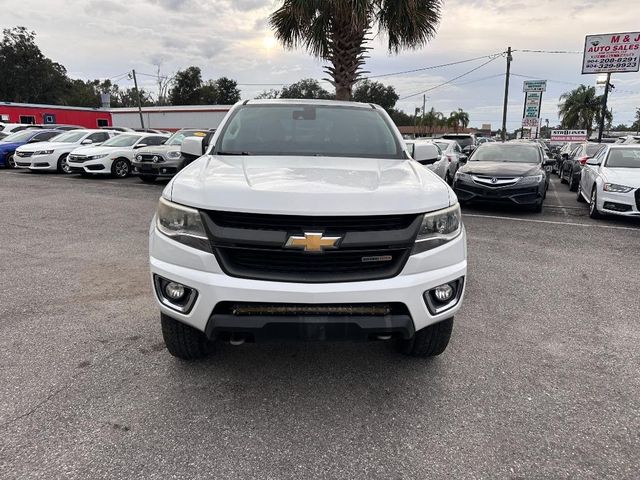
[231,304,392,316]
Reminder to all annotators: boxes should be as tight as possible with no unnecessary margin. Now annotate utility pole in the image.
[501,47,512,142]
[597,72,612,143]
[131,69,145,129]
[422,94,426,137]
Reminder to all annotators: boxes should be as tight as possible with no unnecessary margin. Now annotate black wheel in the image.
[576,182,587,203]
[161,313,214,360]
[111,158,130,178]
[559,167,568,184]
[396,317,453,357]
[57,154,72,174]
[589,186,602,219]
[5,154,15,169]
[568,172,578,192]
[139,174,157,183]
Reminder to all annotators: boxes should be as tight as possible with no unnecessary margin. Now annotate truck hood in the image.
[17,141,76,152]
[601,167,640,187]
[459,161,541,177]
[168,155,452,216]
[138,145,177,155]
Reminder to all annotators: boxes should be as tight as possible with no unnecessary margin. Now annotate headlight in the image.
[88,154,109,160]
[34,150,54,155]
[518,174,543,185]
[156,197,211,252]
[166,150,181,159]
[603,183,633,193]
[454,172,470,182]
[412,204,462,254]
[136,154,142,161]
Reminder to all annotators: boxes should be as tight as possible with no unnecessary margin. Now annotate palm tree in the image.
[446,109,468,133]
[456,108,469,129]
[558,85,611,136]
[270,1,443,100]
[423,107,443,135]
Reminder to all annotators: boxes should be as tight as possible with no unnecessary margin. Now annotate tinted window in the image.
[442,135,473,148]
[144,136,167,146]
[0,130,37,143]
[585,144,602,156]
[88,132,110,143]
[470,144,541,163]
[216,105,402,159]
[605,148,640,168]
[33,132,60,142]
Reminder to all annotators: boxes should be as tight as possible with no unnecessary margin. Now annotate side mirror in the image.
[134,143,147,149]
[586,158,600,166]
[412,144,440,165]
[180,136,204,159]
[544,158,555,166]
[561,153,569,160]
[459,154,468,164]
[81,139,93,145]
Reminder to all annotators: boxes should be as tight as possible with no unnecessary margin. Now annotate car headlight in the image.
[454,172,470,182]
[166,150,181,159]
[603,183,633,193]
[156,197,211,252]
[34,150,54,155]
[88,154,109,160]
[412,204,462,254]
[136,154,142,161]
[518,174,543,185]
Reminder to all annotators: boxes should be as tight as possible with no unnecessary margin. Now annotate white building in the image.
[109,105,233,131]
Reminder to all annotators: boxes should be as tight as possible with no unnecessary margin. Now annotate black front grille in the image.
[68,155,87,163]
[209,211,417,232]
[137,154,163,163]
[635,189,640,210]
[203,211,421,283]
[16,151,33,158]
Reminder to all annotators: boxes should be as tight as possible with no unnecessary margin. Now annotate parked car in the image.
[150,99,466,360]
[559,142,605,191]
[132,128,214,182]
[553,142,581,175]
[0,129,64,169]
[453,142,553,212]
[405,140,449,181]
[0,132,8,141]
[13,129,116,173]
[134,128,170,134]
[0,123,39,134]
[622,135,640,144]
[100,126,134,132]
[441,133,477,155]
[577,144,640,218]
[67,132,168,178]
[433,139,467,184]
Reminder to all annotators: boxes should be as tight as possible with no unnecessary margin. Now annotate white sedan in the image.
[67,133,168,178]
[14,130,116,173]
[577,144,640,218]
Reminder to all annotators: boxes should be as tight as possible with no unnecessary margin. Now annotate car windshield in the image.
[606,148,640,168]
[101,134,140,147]
[442,135,473,148]
[216,104,402,158]
[165,130,207,146]
[434,141,450,151]
[585,144,602,156]
[470,144,540,163]
[0,130,38,143]
[52,131,86,143]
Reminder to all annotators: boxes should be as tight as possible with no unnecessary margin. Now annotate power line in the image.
[514,49,582,54]
[400,55,503,100]
[367,53,505,79]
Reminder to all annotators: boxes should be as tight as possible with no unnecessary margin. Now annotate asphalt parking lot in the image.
[1,170,639,479]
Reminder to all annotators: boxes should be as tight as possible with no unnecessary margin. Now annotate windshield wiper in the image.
[216,151,251,155]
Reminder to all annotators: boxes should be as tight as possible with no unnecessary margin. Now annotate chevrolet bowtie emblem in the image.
[285,232,342,252]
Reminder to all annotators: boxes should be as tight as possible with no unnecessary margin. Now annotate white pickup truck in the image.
[149,99,467,360]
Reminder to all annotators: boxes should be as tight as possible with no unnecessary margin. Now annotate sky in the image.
[1,0,640,129]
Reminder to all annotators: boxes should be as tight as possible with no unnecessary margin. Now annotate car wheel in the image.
[559,167,568,184]
[5,154,15,169]
[57,154,72,174]
[568,172,578,191]
[589,186,602,219]
[111,158,130,178]
[139,174,157,183]
[161,313,214,360]
[396,317,453,357]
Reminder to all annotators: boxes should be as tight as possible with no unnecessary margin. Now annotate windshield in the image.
[166,130,207,146]
[585,144,602,156]
[470,144,541,163]
[52,131,86,143]
[606,148,640,168]
[434,141,450,151]
[442,135,473,148]
[0,130,38,143]
[216,105,402,158]
[101,134,140,147]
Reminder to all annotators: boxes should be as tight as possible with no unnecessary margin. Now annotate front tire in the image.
[568,172,578,191]
[559,167,568,184]
[5,154,15,169]
[576,182,587,203]
[57,154,72,174]
[396,317,453,357]
[161,314,214,360]
[111,158,130,178]
[589,186,602,219]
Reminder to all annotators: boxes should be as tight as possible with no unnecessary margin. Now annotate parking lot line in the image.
[463,213,640,232]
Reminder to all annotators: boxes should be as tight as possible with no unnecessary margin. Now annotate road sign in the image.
[523,80,547,92]
[582,32,640,74]
[551,130,588,142]
[522,117,540,128]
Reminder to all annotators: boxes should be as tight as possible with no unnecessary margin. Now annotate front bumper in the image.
[27,153,58,171]
[132,159,182,177]
[598,188,640,217]
[453,176,544,205]
[67,158,113,174]
[149,225,467,339]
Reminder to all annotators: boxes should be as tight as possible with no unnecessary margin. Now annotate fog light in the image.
[434,284,454,302]
[164,282,185,300]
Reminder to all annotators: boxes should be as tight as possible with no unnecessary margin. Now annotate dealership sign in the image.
[522,80,547,92]
[551,130,588,142]
[582,32,640,74]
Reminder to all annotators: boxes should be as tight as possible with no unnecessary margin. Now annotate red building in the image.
[0,102,112,128]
